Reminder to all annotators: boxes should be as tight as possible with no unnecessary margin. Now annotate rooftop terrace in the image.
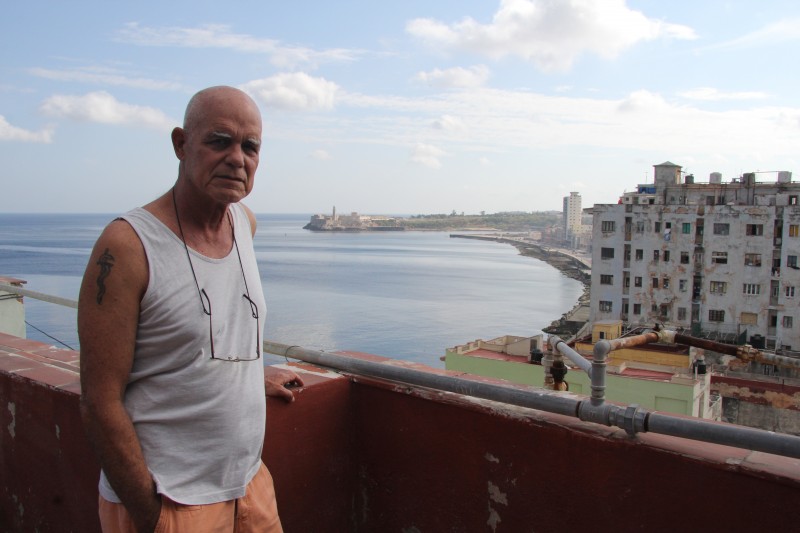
[2,330,800,532]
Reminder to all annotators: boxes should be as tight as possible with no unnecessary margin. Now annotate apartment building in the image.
[590,161,800,353]
[563,191,582,244]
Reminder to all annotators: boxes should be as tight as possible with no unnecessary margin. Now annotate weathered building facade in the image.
[590,162,800,354]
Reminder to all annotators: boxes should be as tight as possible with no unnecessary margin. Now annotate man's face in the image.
[174,90,262,205]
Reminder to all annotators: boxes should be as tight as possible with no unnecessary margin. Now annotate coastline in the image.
[450,234,591,339]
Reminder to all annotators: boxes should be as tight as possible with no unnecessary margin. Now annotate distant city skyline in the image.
[2,1,799,214]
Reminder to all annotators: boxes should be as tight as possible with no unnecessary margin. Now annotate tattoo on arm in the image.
[96,248,115,304]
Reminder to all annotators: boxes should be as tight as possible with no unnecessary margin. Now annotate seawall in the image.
[450,234,591,338]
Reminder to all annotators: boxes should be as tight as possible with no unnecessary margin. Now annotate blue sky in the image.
[2,0,799,214]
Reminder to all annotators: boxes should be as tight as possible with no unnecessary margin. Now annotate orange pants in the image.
[99,463,283,533]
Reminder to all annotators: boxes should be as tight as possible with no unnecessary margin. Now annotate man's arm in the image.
[78,220,161,533]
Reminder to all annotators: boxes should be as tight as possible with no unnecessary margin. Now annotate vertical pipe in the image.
[591,340,611,405]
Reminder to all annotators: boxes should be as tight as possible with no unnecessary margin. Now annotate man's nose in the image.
[225,144,245,167]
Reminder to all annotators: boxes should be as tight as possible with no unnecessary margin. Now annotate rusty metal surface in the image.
[607,331,660,351]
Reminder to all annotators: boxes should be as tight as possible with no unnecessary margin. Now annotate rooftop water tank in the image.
[710,172,722,184]
[685,174,694,184]
[778,171,792,183]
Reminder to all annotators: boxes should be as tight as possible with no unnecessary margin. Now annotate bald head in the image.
[183,86,261,132]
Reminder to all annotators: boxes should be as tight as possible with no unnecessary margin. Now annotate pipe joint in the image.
[578,401,613,426]
[593,339,611,361]
[612,404,648,437]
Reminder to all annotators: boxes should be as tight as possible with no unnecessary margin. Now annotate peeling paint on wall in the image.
[7,401,15,438]
[714,383,800,410]
[488,481,509,505]
[487,503,501,532]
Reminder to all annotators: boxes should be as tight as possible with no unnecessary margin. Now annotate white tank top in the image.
[99,203,267,505]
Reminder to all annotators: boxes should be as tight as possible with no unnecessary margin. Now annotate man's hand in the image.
[265,368,305,402]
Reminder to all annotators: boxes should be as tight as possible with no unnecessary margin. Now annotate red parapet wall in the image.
[0,333,99,532]
[2,333,800,532]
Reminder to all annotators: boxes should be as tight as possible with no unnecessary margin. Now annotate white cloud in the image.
[711,18,800,50]
[617,90,670,113]
[406,0,696,72]
[320,86,800,164]
[431,114,464,130]
[40,91,174,131]
[116,23,361,69]
[411,143,446,168]
[312,149,331,160]
[28,67,182,91]
[413,65,490,88]
[0,115,54,143]
[679,87,769,101]
[242,73,339,111]
[479,156,490,166]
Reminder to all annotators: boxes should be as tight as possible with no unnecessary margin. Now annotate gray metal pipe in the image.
[0,282,78,309]
[264,341,800,459]
[264,341,581,418]
[549,335,593,375]
[646,412,800,459]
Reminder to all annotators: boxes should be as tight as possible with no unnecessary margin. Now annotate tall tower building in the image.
[590,162,800,353]
[563,192,582,243]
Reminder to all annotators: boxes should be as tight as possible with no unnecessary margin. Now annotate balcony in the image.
[2,332,800,532]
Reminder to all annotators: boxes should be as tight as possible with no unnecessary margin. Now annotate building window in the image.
[659,304,670,318]
[655,222,661,232]
[635,221,645,233]
[682,223,691,234]
[633,303,641,315]
[741,312,758,325]
[663,277,670,289]
[601,247,615,260]
[634,249,643,261]
[653,250,660,262]
[713,223,730,235]
[663,250,670,262]
[634,276,642,287]
[711,252,728,264]
[680,252,690,264]
[786,285,796,298]
[743,283,761,295]
[601,221,615,233]
[709,310,725,322]
[788,255,798,268]
[600,274,613,285]
[679,279,687,292]
[790,225,799,237]
[710,281,727,294]
[744,253,762,267]
[782,316,793,329]
[652,278,659,289]
[677,307,687,321]
[599,301,613,313]
[746,224,764,236]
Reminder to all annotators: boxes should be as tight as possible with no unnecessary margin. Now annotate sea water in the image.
[0,213,583,367]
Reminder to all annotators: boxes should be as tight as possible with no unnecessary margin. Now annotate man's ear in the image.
[171,127,186,160]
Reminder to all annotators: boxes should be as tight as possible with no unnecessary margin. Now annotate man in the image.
[78,86,303,533]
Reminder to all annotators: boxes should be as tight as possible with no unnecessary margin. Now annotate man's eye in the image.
[208,138,230,148]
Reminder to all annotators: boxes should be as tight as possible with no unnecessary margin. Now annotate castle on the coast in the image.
[304,206,403,231]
